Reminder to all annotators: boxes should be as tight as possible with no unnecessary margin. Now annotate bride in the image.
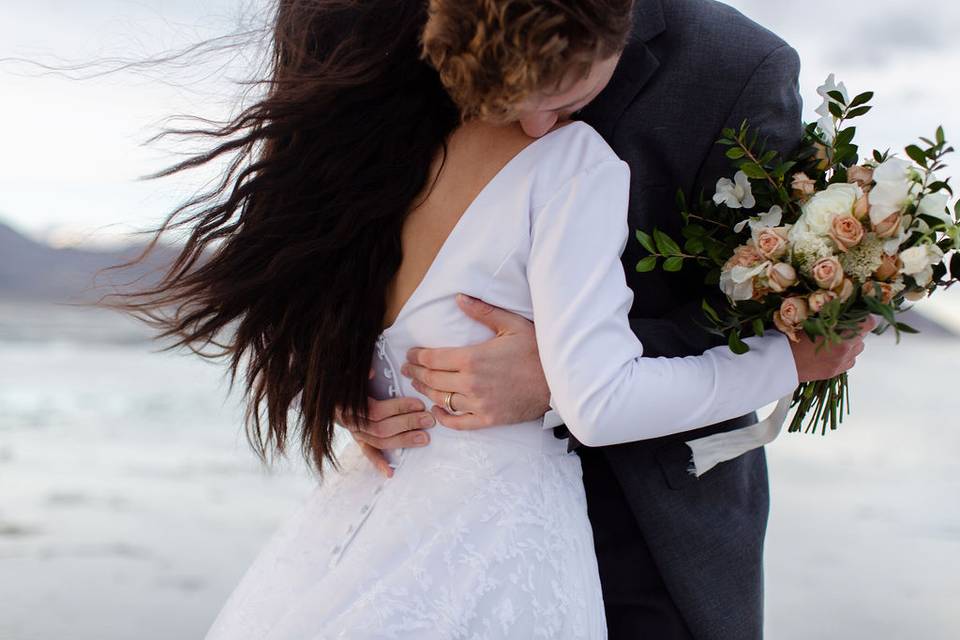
[113,0,864,637]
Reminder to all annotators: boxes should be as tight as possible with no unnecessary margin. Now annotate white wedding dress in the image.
[204,122,797,640]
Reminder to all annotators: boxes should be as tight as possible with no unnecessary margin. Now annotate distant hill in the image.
[0,221,180,303]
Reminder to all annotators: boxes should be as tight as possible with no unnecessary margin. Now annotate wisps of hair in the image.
[100,0,459,473]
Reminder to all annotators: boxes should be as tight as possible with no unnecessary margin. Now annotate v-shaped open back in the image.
[380,123,570,332]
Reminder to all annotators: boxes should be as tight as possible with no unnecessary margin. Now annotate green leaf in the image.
[684,238,705,254]
[722,128,736,139]
[726,147,746,160]
[752,318,766,337]
[739,162,767,180]
[828,102,844,119]
[653,229,683,256]
[937,126,946,145]
[895,322,920,335]
[663,256,684,272]
[928,181,953,195]
[836,126,856,147]
[827,90,848,106]
[951,252,960,279]
[846,105,872,118]
[849,91,874,108]
[681,224,707,239]
[906,145,928,167]
[728,330,750,355]
[772,161,797,179]
[702,299,721,323]
[635,229,656,254]
[636,256,658,272]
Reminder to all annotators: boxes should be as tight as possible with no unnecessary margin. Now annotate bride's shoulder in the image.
[526,122,626,206]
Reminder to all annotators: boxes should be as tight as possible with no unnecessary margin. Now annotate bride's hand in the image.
[338,379,437,478]
[401,294,551,430]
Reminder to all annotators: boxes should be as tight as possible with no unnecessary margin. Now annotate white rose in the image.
[869,158,920,225]
[800,183,861,235]
[917,192,951,222]
[714,171,756,209]
[900,244,945,287]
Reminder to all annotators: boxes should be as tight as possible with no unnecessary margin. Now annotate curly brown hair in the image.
[422,0,635,121]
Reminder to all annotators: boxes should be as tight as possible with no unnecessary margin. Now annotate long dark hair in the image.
[104,0,459,473]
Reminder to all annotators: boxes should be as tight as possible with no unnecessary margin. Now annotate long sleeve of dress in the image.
[528,159,798,448]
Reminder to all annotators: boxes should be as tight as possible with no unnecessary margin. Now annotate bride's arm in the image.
[528,160,798,447]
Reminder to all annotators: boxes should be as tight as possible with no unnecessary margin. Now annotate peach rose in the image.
[766,262,798,293]
[772,297,810,343]
[808,290,838,314]
[724,244,765,270]
[833,277,855,303]
[853,195,870,220]
[862,280,895,304]
[791,172,817,199]
[829,215,865,252]
[874,253,902,282]
[847,165,875,190]
[812,256,844,290]
[755,227,790,260]
[873,212,902,239]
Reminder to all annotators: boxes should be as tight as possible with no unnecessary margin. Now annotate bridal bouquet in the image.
[637,75,960,434]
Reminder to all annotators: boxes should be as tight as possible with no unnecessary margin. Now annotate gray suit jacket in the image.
[575,1,803,637]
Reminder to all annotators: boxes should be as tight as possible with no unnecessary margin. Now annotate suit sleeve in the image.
[630,44,804,359]
[529,160,798,448]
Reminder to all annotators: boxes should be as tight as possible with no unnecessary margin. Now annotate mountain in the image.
[0,221,179,303]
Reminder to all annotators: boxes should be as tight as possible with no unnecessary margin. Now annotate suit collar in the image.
[578,0,665,138]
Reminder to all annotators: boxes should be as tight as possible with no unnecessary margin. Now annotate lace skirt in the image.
[204,436,607,639]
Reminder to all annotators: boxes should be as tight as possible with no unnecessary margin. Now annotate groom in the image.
[351,1,863,638]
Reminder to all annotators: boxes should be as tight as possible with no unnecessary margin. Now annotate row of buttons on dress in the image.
[328,334,407,568]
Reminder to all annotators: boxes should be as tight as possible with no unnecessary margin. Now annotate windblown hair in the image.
[422,0,635,121]
[104,0,459,473]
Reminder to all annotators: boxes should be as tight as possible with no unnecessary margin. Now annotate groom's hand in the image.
[790,317,877,382]
[402,294,551,430]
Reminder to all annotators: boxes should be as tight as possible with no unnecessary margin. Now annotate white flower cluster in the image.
[840,234,884,282]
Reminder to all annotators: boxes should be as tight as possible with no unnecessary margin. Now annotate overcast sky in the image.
[1,0,959,246]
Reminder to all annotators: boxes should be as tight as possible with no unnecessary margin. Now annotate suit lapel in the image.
[578,0,666,139]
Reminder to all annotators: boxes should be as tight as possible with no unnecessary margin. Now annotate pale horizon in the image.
[2,0,959,246]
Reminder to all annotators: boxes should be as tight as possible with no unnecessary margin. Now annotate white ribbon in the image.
[685,395,793,478]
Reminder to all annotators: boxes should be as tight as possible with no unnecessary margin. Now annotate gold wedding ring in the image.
[443,391,457,414]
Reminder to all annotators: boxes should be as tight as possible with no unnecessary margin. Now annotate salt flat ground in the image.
[0,303,957,640]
